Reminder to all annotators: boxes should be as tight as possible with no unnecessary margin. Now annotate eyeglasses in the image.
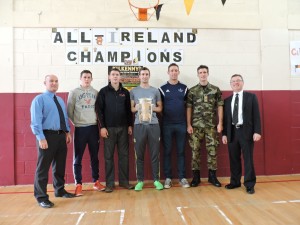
[230,80,243,83]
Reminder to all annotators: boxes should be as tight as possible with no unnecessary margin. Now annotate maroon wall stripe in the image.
[0,91,299,185]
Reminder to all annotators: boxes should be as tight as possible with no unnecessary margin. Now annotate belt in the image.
[234,124,243,129]
[43,130,65,135]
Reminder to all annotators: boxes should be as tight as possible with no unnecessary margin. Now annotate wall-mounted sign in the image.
[52,28,197,65]
[108,65,142,90]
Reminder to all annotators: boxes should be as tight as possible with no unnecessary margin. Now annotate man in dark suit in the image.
[222,74,261,194]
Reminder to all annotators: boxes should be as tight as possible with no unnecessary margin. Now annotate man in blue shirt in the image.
[31,74,75,208]
[159,63,190,189]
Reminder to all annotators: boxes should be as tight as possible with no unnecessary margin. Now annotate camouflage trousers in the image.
[188,127,219,170]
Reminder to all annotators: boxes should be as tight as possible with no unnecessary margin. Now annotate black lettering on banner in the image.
[121,32,130,42]
[67,32,77,43]
[121,52,131,62]
[161,32,170,43]
[95,51,104,62]
[108,51,117,62]
[174,32,183,43]
[187,33,196,43]
[81,32,91,43]
[148,32,157,43]
[173,52,182,62]
[135,32,144,43]
[53,32,63,43]
[160,51,170,63]
[137,50,141,61]
[81,51,91,63]
[67,52,77,61]
[147,52,157,63]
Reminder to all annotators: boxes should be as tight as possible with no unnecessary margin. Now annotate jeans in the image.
[162,122,187,180]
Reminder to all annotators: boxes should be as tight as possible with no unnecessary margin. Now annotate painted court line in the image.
[177,205,233,225]
[0,209,126,225]
[92,209,125,225]
[177,207,189,225]
[272,200,300,204]
[213,205,233,225]
[71,212,86,225]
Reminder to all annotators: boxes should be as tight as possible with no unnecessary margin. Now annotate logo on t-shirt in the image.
[166,89,170,92]
[178,88,184,92]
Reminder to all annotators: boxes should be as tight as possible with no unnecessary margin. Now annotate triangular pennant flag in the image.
[155,4,164,20]
[184,0,194,15]
[221,0,226,5]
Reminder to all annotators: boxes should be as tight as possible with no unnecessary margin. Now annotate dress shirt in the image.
[31,91,70,141]
[231,90,244,125]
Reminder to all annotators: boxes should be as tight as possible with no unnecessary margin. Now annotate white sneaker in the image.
[164,178,172,189]
[179,178,190,188]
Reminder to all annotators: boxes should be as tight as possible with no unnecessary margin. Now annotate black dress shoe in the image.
[119,183,134,190]
[225,183,241,189]
[55,191,75,198]
[38,200,54,208]
[246,187,255,194]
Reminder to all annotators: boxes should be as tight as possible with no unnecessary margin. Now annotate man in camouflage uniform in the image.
[187,65,224,188]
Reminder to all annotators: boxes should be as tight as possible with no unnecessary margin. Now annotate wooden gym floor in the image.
[0,175,299,225]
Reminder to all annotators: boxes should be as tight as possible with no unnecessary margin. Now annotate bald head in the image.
[44,74,59,93]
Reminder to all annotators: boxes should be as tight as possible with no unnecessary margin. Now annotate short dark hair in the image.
[197,65,209,74]
[109,68,121,75]
[80,70,92,78]
[139,67,150,76]
[231,74,244,81]
[168,63,179,71]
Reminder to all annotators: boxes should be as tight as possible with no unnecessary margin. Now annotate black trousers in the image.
[228,126,256,188]
[104,126,130,187]
[34,132,67,203]
[73,125,99,184]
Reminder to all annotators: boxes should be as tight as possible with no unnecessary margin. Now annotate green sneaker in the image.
[135,181,144,191]
[154,180,164,190]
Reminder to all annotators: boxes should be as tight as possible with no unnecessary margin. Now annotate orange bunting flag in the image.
[184,0,194,15]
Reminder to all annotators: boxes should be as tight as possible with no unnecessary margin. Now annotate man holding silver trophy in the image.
[130,67,164,191]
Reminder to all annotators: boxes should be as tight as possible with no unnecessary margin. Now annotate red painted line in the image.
[0,179,299,195]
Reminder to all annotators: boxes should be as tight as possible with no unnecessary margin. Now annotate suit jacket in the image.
[223,91,261,142]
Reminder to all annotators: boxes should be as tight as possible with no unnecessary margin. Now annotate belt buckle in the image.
[235,125,241,129]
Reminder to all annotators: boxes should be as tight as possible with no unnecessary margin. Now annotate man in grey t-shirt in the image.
[130,67,164,191]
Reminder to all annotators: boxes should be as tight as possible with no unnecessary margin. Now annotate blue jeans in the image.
[162,122,187,180]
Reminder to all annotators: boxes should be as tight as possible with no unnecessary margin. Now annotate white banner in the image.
[52,28,197,65]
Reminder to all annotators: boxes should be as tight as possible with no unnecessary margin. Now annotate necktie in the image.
[53,95,67,132]
[232,93,239,125]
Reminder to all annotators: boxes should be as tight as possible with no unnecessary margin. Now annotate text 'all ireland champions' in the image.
[52,28,197,65]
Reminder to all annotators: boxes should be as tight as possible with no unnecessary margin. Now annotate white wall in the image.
[1,0,300,93]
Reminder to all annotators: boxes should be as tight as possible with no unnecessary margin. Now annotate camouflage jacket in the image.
[187,83,224,128]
